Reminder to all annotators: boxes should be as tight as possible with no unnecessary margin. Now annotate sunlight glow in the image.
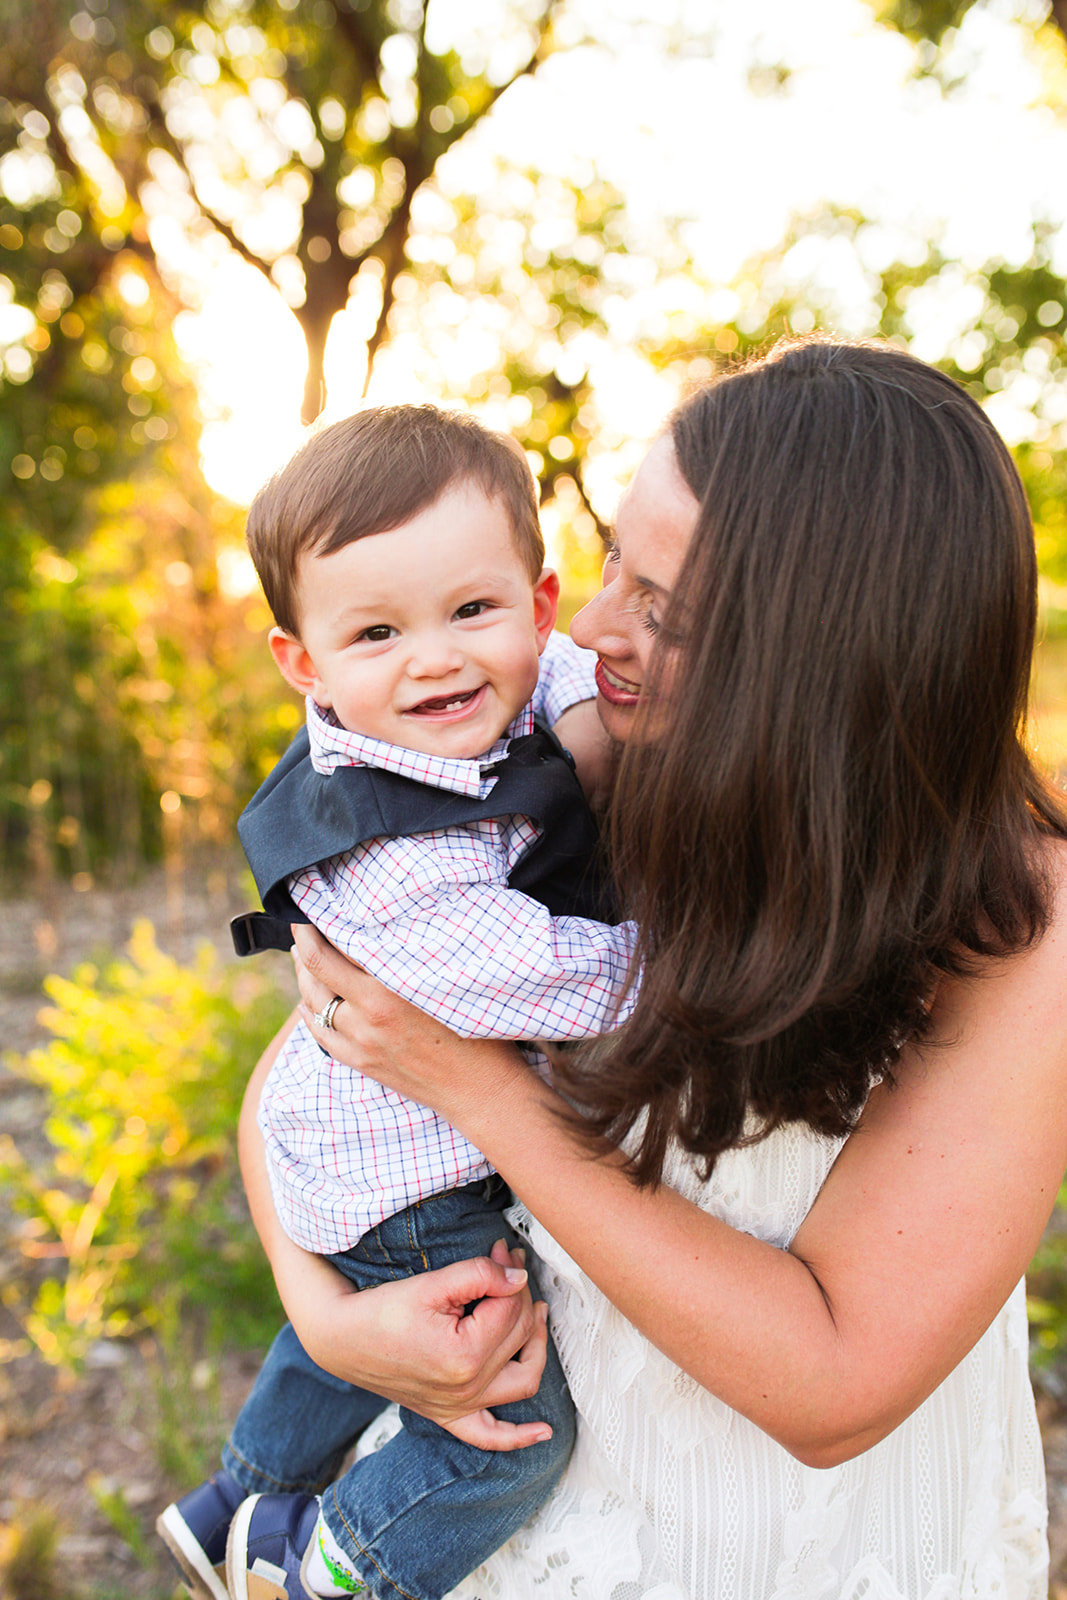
[173,259,306,504]
[163,0,1067,510]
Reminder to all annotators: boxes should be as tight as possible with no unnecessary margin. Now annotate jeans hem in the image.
[221,1441,329,1499]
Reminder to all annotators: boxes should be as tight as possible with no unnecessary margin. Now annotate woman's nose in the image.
[571,581,630,658]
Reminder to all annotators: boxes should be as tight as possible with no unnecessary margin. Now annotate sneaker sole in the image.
[156,1503,230,1600]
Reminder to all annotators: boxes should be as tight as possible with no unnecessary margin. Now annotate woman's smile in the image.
[571,433,698,742]
[593,659,641,705]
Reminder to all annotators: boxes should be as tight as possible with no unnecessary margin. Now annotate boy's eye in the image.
[455,600,491,620]
[357,624,394,643]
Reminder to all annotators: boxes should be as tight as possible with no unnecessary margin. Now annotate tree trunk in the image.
[295,295,345,425]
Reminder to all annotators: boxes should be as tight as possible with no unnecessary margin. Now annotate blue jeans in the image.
[221,1176,575,1600]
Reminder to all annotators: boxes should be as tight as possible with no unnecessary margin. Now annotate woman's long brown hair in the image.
[558,338,1067,1186]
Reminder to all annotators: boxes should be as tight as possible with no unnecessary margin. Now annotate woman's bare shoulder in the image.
[1015,830,1067,991]
[1045,830,1067,910]
[928,831,1067,1035]
[794,834,1067,1423]
[834,831,1067,1189]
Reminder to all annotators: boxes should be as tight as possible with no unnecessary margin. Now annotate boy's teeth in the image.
[417,690,474,712]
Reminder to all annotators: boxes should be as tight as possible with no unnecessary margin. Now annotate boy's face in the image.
[270,480,558,760]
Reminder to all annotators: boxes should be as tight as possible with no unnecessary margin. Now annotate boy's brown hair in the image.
[246,405,544,636]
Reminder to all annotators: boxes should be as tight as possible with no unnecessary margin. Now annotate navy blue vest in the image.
[231,721,614,957]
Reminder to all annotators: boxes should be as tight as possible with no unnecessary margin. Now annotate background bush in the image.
[0,921,292,1367]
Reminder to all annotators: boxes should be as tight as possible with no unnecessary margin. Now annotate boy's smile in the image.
[270,480,559,760]
[404,682,489,722]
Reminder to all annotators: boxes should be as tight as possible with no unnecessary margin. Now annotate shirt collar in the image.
[306,698,535,799]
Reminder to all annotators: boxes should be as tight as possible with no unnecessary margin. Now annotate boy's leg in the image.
[223,1321,390,1495]
[320,1334,573,1600]
[228,1178,576,1600]
[159,1321,389,1600]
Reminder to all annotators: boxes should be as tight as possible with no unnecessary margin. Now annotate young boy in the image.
[158,407,636,1600]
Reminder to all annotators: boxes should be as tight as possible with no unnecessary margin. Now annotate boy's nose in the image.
[408,635,465,678]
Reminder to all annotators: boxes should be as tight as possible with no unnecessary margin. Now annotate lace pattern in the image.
[438,1122,1048,1600]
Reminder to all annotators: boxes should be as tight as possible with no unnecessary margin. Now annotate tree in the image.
[0,77,284,882]
[0,242,280,882]
[1,1,714,879]
[871,0,1067,50]
[1,0,567,422]
[669,202,1067,584]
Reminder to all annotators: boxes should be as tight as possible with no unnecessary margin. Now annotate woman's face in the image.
[570,432,699,743]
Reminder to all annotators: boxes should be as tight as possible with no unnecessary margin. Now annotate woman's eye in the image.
[604,540,620,566]
[455,600,490,619]
[642,610,660,636]
[357,624,394,643]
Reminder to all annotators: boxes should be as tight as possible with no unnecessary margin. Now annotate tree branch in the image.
[436,0,564,155]
[138,98,278,286]
[573,463,611,544]
[360,193,415,392]
[541,458,611,544]
[332,5,383,95]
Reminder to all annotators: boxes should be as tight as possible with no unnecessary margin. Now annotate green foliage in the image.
[0,0,569,421]
[401,167,657,534]
[0,250,297,882]
[0,517,155,879]
[677,204,1067,585]
[0,118,296,882]
[1027,1188,1067,1378]
[0,921,290,1367]
[0,1502,64,1600]
[0,470,292,886]
[89,1479,154,1569]
[872,0,978,46]
[150,1313,235,1485]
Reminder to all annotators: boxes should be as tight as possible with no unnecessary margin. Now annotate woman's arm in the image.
[237,1014,553,1449]
[552,700,617,815]
[292,849,1067,1467]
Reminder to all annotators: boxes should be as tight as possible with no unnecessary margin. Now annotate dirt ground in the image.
[4,864,1067,1599]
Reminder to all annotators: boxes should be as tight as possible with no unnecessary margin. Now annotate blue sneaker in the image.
[156,1469,246,1600]
[225,1492,324,1600]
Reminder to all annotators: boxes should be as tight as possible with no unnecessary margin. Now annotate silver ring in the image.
[313,995,343,1031]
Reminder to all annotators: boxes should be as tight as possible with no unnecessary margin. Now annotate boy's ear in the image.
[532,568,560,653]
[268,627,328,704]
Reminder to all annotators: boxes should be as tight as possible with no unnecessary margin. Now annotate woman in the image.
[244,338,1067,1597]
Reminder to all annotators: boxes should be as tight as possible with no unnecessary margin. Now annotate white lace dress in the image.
[443,1122,1049,1600]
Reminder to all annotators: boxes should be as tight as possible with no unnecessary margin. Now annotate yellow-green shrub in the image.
[0,921,291,1365]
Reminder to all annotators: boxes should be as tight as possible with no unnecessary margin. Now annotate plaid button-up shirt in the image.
[259,632,638,1252]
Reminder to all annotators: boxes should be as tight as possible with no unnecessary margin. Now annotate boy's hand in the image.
[552,700,617,815]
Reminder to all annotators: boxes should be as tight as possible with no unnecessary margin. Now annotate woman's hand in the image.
[237,1015,550,1450]
[291,922,525,1124]
[287,1237,554,1452]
